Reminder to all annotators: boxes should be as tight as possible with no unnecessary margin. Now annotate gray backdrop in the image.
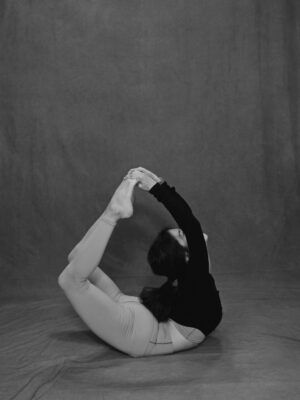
[0,0,299,296]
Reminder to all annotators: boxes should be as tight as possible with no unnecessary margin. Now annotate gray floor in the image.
[1,269,299,400]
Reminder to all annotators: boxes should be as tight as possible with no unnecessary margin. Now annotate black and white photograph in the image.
[0,1,299,399]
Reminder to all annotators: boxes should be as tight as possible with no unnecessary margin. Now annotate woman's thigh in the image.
[61,281,154,356]
[62,282,177,357]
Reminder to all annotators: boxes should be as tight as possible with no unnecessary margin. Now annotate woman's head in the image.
[140,228,189,322]
[147,227,189,281]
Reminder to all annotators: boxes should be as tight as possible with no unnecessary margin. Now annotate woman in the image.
[58,167,222,357]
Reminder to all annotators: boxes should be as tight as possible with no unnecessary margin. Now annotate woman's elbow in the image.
[58,263,87,292]
[58,270,68,289]
[58,264,74,290]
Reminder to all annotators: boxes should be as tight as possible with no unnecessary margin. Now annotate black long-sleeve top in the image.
[150,181,222,336]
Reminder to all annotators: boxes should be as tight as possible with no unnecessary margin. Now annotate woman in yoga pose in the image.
[58,167,222,357]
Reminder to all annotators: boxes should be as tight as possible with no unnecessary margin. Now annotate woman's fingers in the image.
[136,167,153,176]
[130,171,144,181]
[127,167,160,182]
[124,168,141,180]
[127,167,151,176]
[135,167,160,182]
[124,168,159,191]
[126,169,141,178]
[125,167,162,189]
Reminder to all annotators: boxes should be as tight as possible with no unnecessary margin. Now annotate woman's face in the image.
[168,228,188,249]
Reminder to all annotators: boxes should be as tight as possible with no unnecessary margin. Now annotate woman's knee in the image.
[58,268,88,292]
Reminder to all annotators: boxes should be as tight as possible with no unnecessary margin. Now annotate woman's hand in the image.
[125,167,163,191]
[105,178,138,220]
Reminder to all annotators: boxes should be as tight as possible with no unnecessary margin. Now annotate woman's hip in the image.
[120,297,202,356]
[121,298,174,357]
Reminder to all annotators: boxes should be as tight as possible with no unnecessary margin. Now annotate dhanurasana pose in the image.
[58,167,222,357]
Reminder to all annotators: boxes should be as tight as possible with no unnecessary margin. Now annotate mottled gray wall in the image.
[0,0,299,295]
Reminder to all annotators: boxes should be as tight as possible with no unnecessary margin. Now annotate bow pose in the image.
[58,167,222,357]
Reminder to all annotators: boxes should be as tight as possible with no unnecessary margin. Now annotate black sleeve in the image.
[150,181,209,274]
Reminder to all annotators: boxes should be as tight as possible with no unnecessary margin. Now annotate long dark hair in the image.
[139,228,188,322]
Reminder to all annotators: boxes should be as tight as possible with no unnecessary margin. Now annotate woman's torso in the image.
[169,273,222,336]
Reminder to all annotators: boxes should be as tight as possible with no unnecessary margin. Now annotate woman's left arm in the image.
[127,167,209,273]
[149,181,210,275]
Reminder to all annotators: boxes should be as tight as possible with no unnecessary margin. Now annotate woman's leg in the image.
[60,178,137,287]
[68,214,116,263]
[66,218,127,301]
[88,267,123,302]
[59,277,140,356]
[59,275,176,357]
[59,213,117,292]
[82,267,137,304]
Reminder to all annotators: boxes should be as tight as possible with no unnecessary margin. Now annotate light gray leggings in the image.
[59,269,183,357]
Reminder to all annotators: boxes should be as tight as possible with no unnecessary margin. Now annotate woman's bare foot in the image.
[107,178,137,219]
